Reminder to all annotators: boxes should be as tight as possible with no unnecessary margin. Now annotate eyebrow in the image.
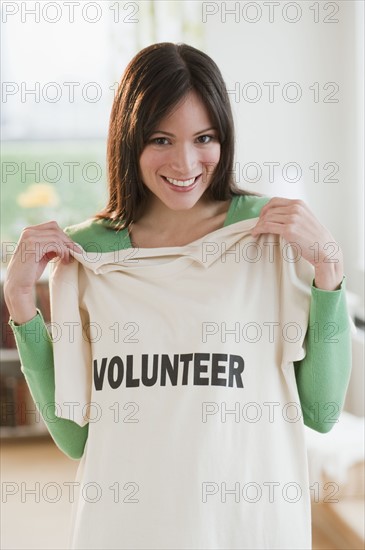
[150,127,217,137]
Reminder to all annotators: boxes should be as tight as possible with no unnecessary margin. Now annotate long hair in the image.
[94,42,261,230]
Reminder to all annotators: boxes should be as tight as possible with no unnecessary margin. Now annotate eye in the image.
[149,137,169,145]
[197,134,216,144]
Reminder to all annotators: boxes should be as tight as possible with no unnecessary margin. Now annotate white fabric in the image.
[305,411,365,487]
[49,217,315,549]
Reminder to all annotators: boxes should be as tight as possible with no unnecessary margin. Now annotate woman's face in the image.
[139,91,221,212]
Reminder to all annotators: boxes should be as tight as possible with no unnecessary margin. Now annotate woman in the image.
[5,42,351,549]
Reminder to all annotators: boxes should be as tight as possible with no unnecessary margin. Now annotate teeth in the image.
[165,176,197,187]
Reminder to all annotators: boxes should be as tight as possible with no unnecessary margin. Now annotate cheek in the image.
[140,149,168,173]
[202,144,221,168]
[139,150,156,175]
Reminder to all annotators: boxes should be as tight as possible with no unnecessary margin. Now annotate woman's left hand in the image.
[250,197,344,291]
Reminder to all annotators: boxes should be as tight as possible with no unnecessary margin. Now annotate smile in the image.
[162,175,201,188]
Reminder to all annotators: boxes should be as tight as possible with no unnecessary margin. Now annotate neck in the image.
[135,190,221,232]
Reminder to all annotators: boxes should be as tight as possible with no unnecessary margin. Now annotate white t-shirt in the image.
[49,216,314,550]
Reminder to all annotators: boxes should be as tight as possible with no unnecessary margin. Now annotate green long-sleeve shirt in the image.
[8,194,352,460]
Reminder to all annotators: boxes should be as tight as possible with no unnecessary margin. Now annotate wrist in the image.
[4,287,37,325]
[314,262,344,291]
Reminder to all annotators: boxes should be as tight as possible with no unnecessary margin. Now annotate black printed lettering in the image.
[93,353,245,390]
[228,355,245,388]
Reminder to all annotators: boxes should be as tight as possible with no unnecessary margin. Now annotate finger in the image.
[259,197,306,217]
[21,229,82,256]
[47,244,66,263]
[37,240,71,263]
[64,240,83,254]
[251,221,286,236]
[21,220,61,231]
[259,197,293,214]
[258,208,300,221]
[252,212,293,231]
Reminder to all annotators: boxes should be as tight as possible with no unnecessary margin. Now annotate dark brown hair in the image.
[94,42,261,230]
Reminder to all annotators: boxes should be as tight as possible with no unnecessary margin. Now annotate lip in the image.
[161,174,202,192]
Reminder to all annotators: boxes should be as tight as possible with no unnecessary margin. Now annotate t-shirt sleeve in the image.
[49,256,92,427]
[278,235,315,368]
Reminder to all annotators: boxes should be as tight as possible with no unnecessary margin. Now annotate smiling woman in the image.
[4,42,352,550]
[132,90,228,246]
[94,42,260,248]
[95,42,260,234]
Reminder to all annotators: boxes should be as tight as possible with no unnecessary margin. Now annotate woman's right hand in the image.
[4,220,83,325]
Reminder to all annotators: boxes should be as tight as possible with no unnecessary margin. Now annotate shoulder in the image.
[228,193,271,224]
[63,217,130,252]
[63,217,106,243]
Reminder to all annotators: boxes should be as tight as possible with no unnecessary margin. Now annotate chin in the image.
[164,200,199,212]
[166,191,208,209]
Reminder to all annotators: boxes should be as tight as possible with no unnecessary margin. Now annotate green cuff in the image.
[309,276,349,336]
[311,274,346,294]
[8,308,53,372]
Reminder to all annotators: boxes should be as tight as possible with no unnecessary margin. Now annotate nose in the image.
[169,142,199,176]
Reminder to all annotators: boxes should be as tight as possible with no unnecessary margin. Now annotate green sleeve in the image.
[8,309,88,460]
[294,276,352,433]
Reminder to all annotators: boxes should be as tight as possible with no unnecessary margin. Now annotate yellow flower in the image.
[17,183,60,208]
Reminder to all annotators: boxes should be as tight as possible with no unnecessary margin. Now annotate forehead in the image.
[161,91,212,125]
